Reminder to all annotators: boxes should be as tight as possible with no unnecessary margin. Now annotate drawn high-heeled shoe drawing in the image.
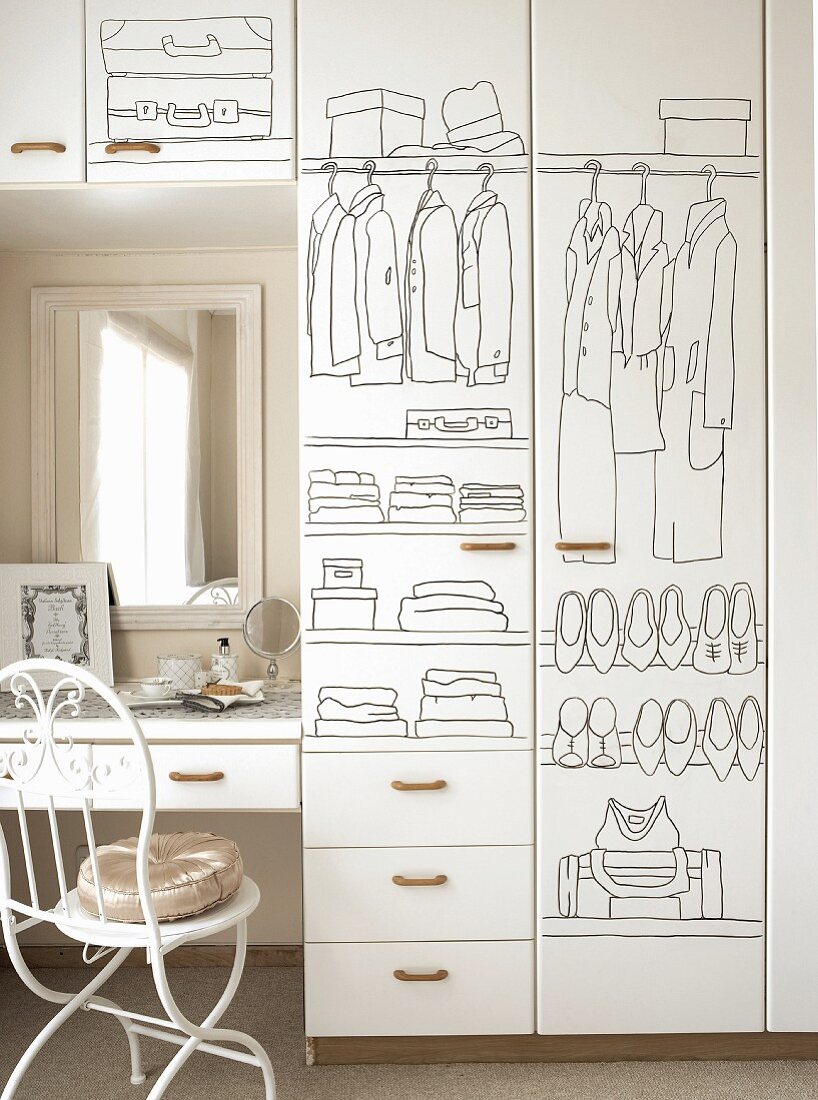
[555,591,587,673]
[552,697,589,768]
[657,585,691,670]
[621,589,659,671]
[729,582,758,675]
[663,698,697,775]
[702,697,738,781]
[692,584,731,674]
[586,589,619,674]
[632,698,665,776]
[736,696,764,781]
[587,697,621,768]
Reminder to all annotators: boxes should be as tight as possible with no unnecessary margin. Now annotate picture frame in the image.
[0,563,113,688]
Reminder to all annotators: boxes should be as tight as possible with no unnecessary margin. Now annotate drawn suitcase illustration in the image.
[405,408,513,440]
[101,17,273,141]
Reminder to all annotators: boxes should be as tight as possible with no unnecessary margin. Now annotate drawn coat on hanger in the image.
[404,188,459,383]
[654,196,737,563]
[348,183,404,385]
[454,189,513,386]
[558,197,622,563]
[611,203,669,454]
[306,193,359,378]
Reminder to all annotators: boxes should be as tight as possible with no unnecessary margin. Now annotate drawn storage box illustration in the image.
[659,99,751,156]
[406,408,513,441]
[101,17,273,141]
[326,89,425,157]
[312,557,376,629]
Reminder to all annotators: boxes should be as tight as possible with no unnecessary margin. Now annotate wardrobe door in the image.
[0,3,85,183]
[534,0,766,1033]
[84,0,295,181]
[298,0,534,1037]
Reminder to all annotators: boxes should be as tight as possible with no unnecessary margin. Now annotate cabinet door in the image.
[534,0,766,1034]
[0,4,85,183]
[84,0,295,181]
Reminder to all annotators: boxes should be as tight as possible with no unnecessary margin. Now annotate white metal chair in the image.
[0,658,275,1099]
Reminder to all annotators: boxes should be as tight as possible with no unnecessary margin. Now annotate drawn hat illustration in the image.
[439,81,524,154]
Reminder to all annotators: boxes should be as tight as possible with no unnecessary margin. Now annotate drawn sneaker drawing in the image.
[692,585,731,674]
[552,697,589,768]
[657,585,691,670]
[586,589,620,674]
[587,697,621,768]
[729,582,758,675]
[702,697,738,782]
[554,591,587,673]
[632,698,665,776]
[663,698,697,776]
[736,696,765,781]
[621,589,659,671]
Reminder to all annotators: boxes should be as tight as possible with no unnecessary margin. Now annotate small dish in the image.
[118,690,182,710]
[136,677,173,699]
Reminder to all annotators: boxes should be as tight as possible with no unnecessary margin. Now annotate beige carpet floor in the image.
[1,967,818,1099]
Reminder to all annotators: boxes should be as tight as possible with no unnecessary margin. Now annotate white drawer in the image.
[305,939,535,1036]
[304,845,534,942]
[302,751,533,847]
[92,744,300,811]
[0,745,92,809]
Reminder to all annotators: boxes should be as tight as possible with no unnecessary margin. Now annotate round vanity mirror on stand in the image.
[243,597,301,686]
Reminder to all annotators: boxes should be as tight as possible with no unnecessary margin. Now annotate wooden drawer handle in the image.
[394,969,449,982]
[169,771,225,783]
[392,874,448,887]
[11,142,66,154]
[459,542,516,551]
[391,779,447,792]
[105,142,161,154]
[554,541,612,552]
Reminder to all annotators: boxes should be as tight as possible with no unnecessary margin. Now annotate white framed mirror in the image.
[31,284,262,630]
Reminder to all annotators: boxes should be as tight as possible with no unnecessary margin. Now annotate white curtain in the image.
[78,311,108,564]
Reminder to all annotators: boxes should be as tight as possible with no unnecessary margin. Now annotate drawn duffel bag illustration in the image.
[557,848,724,921]
[106,77,273,141]
[406,408,512,440]
[100,18,273,78]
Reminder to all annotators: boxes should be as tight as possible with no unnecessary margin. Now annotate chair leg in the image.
[1,947,133,1100]
[92,996,146,1085]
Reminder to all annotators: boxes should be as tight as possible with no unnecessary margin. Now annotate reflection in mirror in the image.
[56,308,238,608]
[243,598,301,684]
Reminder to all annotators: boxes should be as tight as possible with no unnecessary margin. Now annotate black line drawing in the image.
[311,558,377,629]
[557,797,725,923]
[458,482,526,523]
[327,89,426,158]
[632,698,665,776]
[662,698,698,776]
[101,18,274,142]
[555,591,586,673]
[588,697,621,769]
[621,589,659,671]
[553,697,589,768]
[314,685,408,737]
[654,165,736,564]
[307,172,359,378]
[659,99,752,157]
[728,582,758,674]
[657,584,691,670]
[388,474,457,523]
[736,696,765,782]
[692,584,730,673]
[586,589,619,674]
[415,668,514,738]
[702,697,738,782]
[307,470,384,523]
[406,408,512,440]
[398,580,509,632]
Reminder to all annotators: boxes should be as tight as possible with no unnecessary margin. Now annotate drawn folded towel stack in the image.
[414,669,514,738]
[459,483,526,523]
[308,470,384,523]
[388,475,457,523]
[398,580,508,632]
[314,686,408,737]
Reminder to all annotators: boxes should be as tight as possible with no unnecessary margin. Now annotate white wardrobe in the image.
[297,0,812,1039]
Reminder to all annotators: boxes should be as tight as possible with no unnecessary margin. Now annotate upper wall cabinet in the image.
[84,0,295,181]
[0,4,86,183]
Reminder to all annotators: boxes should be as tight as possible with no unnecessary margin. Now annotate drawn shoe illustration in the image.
[632,698,665,776]
[552,697,589,768]
[657,585,691,670]
[692,585,731,674]
[736,696,765,781]
[702,698,738,782]
[586,589,620,674]
[621,589,659,671]
[587,697,621,768]
[662,698,697,776]
[729,582,758,675]
[554,591,587,673]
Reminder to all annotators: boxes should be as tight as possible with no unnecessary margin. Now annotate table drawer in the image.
[305,939,535,1036]
[304,845,534,942]
[92,744,300,810]
[302,750,532,847]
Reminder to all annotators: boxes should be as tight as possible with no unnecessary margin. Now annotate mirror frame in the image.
[31,283,263,630]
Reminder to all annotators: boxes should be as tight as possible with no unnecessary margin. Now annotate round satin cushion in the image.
[77,831,243,924]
